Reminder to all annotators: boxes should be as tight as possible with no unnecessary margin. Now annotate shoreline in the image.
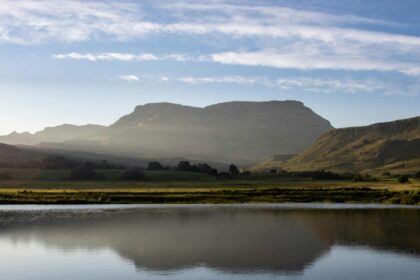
[1,202,420,210]
[0,187,419,205]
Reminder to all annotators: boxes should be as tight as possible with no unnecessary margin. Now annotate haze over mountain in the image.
[0,101,333,165]
[0,124,105,145]
[257,116,420,174]
[0,143,46,168]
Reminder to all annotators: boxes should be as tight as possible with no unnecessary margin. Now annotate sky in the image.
[1,0,420,135]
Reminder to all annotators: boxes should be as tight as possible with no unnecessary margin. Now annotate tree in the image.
[147,161,165,171]
[229,164,240,177]
[177,160,192,171]
[209,168,218,176]
[398,174,410,183]
[121,167,146,180]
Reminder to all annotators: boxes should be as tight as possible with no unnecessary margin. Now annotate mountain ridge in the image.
[256,116,420,174]
[0,100,333,164]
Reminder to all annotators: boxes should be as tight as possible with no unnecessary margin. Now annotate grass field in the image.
[0,169,419,204]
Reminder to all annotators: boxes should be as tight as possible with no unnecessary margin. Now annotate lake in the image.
[0,204,419,280]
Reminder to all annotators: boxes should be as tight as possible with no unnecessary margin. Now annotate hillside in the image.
[0,101,333,165]
[263,116,420,174]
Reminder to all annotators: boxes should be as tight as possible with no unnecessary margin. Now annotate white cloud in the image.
[122,74,412,95]
[210,48,420,76]
[53,52,158,62]
[274,78,384,94]
[52,52,197,63]
[0,0,144,43]
[10,0,419,76]
[164,2,392,26]
[177,75,388,94]
[3,0,420,47]
[54,46,420,76]
[119,75,139,82]
[177,76,271,87]
[162,53,194,62]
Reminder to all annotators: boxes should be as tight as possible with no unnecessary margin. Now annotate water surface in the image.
[0,204,419,280]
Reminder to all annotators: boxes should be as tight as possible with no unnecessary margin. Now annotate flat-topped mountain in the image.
[0,101,333,164]
[263,116,420,174]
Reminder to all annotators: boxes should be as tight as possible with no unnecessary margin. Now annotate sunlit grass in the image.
[0,169,418,204]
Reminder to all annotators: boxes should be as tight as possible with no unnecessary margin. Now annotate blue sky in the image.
[0,0,420,134]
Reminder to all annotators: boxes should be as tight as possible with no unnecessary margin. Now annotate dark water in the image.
[0,204,419,280]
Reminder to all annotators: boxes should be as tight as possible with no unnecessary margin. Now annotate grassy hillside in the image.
[256,116,420,175]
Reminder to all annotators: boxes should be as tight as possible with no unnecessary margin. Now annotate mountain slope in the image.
[0,101,333,165]
[278,116,420,174]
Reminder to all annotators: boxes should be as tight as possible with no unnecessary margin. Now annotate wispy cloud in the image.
[164,2,393,26]
[53,52,158,62]
[119,75,140,82]
[24,0,420,76]
[52,52,197,62]
[0,0,143,44]
[210,49,420,76]
[118,74,415,96]
[3,0,420,47]
[177,75,389,94]
[54,49,420,76]
[177,76,271,87]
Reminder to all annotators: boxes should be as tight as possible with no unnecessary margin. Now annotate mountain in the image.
[0,143,161,169]
[259,116,420,174]
[93,101,332,164]
[0,124,105,145]
[0,143,46,168]
[0,101,333,165]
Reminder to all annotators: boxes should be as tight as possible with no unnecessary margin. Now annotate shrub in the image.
[69,164,104,180]
[353,174,365,182]
[120,167,146,180]
[398,174,410,184]
[354,174,378,182]
[217,172,231,179]
[147,161,166,171]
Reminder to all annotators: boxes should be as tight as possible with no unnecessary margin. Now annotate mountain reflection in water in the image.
[0,205,419,278]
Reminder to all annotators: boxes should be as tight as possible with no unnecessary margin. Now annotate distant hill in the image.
[0,143,161,170]
[0,124,105,145]
[0,101,333,165]
[0,143,45,168]
[258,116,420,175]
